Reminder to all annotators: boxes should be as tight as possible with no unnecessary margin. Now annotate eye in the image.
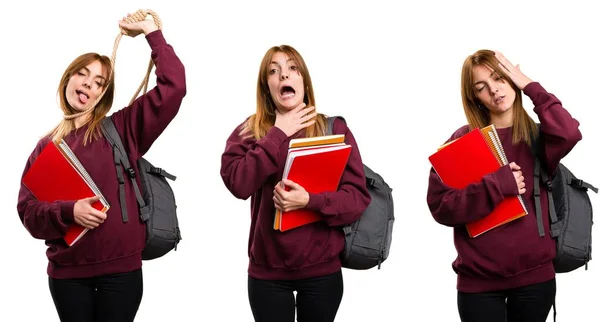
[290,65,298,70]
[475,85,485,92]
[77,72,86,76]
[268,68,278,75]
[96,81,104,87]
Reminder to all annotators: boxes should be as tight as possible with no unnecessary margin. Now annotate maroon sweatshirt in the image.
[427,82,581,293]
[16,30,186,279]
[221,117,371,280]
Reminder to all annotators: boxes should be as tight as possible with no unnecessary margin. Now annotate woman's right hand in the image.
[74,196,107,229]
[510,162,526,194]
[274,103,317,137]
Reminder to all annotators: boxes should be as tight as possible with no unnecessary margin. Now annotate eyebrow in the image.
[473,71,497,86]
[81,66,107,81]
[270,58,296,65]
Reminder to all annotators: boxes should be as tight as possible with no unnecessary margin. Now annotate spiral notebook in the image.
[22,139,109,246]
[429,125,528,237]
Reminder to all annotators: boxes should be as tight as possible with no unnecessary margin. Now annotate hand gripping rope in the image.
[63,9,163,120]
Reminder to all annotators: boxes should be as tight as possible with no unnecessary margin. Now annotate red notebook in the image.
[274,137,352,232]
[22,140,109,246]
[428,127,527,237]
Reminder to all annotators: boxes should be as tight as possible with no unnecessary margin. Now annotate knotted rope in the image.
[64,9,162,120]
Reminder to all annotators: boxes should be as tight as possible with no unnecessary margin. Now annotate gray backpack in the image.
[531,124,598,273]
[100,117,182,260]
[326,116,395,270]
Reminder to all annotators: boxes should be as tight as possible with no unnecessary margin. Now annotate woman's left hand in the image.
[273,179,310,212]
[495,51,533,90]
[119,13,158,37]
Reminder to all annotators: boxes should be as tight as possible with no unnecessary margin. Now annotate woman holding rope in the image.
[16,12,186,322]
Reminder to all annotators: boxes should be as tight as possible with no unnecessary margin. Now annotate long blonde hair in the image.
[48,53,115,145]
[240,45,326,140]
[460,49,537,145]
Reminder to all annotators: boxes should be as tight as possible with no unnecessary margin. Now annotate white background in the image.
[1,0,598,321]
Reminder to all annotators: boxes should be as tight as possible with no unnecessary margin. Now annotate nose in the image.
[82,79,91,89]
[489,85,499,95]
[280,71,289,81]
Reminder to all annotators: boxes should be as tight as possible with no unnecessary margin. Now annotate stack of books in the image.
[273,134,352,232]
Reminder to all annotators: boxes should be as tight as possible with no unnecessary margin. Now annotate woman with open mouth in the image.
[221,45,371,322]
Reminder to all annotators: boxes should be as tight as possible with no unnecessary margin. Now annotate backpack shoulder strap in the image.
[325,115,346,136]
[100,117,149,222]
[530,122,559,237]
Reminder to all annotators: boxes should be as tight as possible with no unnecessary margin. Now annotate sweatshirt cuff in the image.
[59,201,76,223]
[523,82,550,109]
[306,192,326,212]
[146,29,166,49]
[494,165,519,196]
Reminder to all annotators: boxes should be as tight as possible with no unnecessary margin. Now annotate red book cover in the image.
[275,144,352,232]
[428,128,527,237]
[22,140,109,246]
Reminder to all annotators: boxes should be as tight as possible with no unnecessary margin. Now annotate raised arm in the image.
[495,51,581,176]
[526,82,581,175]
[111,26,186,158]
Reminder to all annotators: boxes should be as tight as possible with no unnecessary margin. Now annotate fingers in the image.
[282,179,299,189]
[509,162,521,171]
[300,111,318,123]
[292,103,307,112]
[513,168,525,195]
[83,195,101,203]
[273,196,284,210]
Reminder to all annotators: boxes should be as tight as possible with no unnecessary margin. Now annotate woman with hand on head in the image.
[16,13,186,322]
[220,45,371,322]
[427,49,581,322]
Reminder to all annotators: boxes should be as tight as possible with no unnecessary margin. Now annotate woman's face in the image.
[266,52,305,112]
[472,64,516,116]
[65,60,107,111]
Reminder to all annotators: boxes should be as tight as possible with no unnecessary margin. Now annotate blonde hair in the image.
[460,49,537,145]
[48,53,115,145]
[240,45,326,140]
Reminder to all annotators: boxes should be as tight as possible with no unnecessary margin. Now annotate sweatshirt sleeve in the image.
[111,30,187,158]
[304,119,372,226]
[426,128,520,227]
[525,82,582,176]
[220,122,289,200]
[16,140,76,240]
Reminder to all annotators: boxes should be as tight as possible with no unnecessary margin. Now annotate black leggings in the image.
[457,278,556,322]
[248,270,344,322]
[48,268,143,322]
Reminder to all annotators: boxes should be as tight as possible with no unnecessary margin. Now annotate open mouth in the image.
[280,86,295,98]
[76,89,89,104]
[494,96,505,104]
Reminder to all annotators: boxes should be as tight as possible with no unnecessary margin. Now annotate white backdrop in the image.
[1,0,598,321]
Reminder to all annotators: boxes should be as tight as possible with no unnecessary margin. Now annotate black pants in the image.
[48,268,143,322]
[248,270,344,322]
[457,278,556,322]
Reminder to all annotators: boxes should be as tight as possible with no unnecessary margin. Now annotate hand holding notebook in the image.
[73,196,108,229]
[22,139,110,246]
[273,179,310,213]
[428,125,528,237]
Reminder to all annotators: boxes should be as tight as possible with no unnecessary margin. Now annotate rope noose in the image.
[64,9,162,120]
